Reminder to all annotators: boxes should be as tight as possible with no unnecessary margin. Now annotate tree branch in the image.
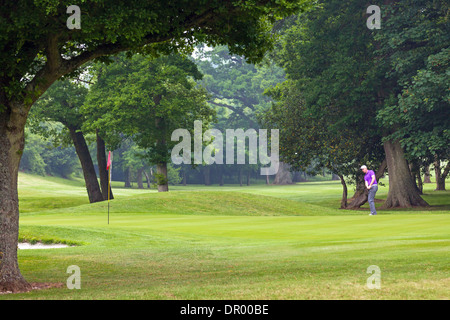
[208,100,256,126]
[45,33,63,73]
[21,42,129,110]
[209,100,246,117]
[19,3,238,112]
[442,161,450,179]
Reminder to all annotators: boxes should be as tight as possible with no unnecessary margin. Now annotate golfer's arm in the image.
[369,175,375,187]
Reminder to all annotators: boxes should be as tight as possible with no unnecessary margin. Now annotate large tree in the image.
[0,0,313,292]
[265,0,447,209]
[373,0,449,206]
[375,2,450,192]
[263,0,386,206]
[262,78,385,208]
[84,53,215,192]
[29,79,108,203]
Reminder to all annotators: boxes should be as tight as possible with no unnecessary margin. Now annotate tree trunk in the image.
[154,114,168,192]
[338,174,348,209]
[144,171,151,188]
[68,126,103,203]
[347,179,368,209]
[156,162,169,192]
[423,165,432,183]
[124,167,132,188]
[416,169,423,194]
[409,161,422,195]
[347,159,387,209]
[137,167,144,189]
[182,169,187,186]
[382,140,429,208]
[219,168,224,186]
[96,132,113,200]
[0,106,32,293]
[434,159,448,191]
[247,170,251,186]
[239,167,243,186]
[273,162,293,185]
[204,166,211,186]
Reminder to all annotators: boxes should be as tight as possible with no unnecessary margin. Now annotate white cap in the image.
[360,165,367,170]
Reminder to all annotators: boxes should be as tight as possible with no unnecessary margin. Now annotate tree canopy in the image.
[83,53,215,191]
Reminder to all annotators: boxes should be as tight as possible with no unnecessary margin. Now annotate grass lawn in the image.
[2,172,449,299]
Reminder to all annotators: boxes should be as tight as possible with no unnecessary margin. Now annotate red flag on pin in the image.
[106,151,112,171]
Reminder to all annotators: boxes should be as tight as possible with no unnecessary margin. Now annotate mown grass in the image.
[2,172,448,300]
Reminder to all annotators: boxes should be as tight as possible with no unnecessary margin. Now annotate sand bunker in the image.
[18,242,70,249]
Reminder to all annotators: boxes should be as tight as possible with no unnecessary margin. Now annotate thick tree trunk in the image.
[0,106,32,293]
[156,162,169,192]
[96,132,113,200]
[68,126,103,203]
[273,162,293,185]
[247,170,251,186]
[382,140,429,208]
[436,176,446,190]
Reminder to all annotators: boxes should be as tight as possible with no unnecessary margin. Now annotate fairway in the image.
[2,173,449,300]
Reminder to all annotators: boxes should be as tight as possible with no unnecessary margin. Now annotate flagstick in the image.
[106,151,113,225]
[108,167,111,224]
[108,166,110,225]
[108,151,112,225]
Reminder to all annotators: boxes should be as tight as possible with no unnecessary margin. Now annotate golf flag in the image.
[106,151,112,171]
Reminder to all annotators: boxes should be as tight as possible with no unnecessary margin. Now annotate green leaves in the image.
[378,47,450,161]
[266,0,449,177]
[374,0,449,163]
[1,0,316,111]
[264,0,385,177]
[83,53,215,165]
[193,45,285,130]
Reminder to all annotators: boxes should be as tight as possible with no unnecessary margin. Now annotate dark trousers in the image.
[368,184,378,215]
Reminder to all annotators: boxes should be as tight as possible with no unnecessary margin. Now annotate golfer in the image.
[361,165,378,215]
